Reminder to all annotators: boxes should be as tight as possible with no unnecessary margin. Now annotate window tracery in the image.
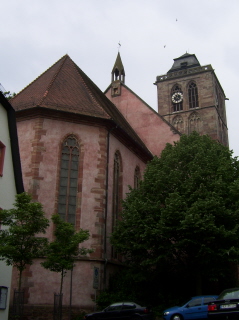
[188,112,201,134]
[58,135,79,225]
[188,81,199,109]
[112,151,122,259]
[172,115,184,132]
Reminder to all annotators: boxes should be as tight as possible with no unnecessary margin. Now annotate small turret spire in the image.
[111,52,125,84]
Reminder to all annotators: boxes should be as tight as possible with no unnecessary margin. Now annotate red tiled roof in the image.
[10,54,153,160]
[11,55,110,118]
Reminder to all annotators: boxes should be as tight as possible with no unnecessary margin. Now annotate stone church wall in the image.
[13,115,148,309]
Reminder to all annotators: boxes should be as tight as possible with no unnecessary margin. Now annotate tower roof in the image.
[112,52,125,75]
[168,53,201,73]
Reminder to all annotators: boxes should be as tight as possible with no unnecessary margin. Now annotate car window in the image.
[107,304,123,311]
[219,289,239,300]
[187,298,202,307]
[203,297,215,305]
[122,303,136,310]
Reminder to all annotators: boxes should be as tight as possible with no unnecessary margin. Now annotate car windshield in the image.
[218,289,239,300]
[105,303,122,311]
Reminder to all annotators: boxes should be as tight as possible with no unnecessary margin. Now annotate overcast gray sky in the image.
[1,0,239,156]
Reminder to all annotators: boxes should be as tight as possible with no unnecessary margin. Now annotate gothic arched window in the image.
[188,81,199,109]
[112,151,122,227]
[134,166,141,189]
[112,151,122,259]
[188,112,201,134]
[58,135,80,225]
[172,115,184,132]
[172,85,183,112]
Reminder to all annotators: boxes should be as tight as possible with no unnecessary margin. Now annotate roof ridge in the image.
[38,55,69,106]
[72,60,111,117]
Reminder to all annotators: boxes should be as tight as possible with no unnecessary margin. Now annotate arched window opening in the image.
[172,115,184,132]
[114,68,119,81]
[188,112,200,134]
[188,81,199,109]
[58,135,79,225]
[134,166,141,189]
[172,85,183,112]
[112,151,122,259]
[112,152,122,226]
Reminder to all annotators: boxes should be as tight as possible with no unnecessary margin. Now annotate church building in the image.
[9,52,228,311]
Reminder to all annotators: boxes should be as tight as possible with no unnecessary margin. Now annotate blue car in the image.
[163,295,218,320]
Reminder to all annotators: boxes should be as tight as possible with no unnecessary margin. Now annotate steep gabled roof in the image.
[10,55,110,118]
[10,55,153,160]
[0,92,24,193]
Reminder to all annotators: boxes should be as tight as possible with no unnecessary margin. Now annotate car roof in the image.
[191,295,217,299]
[110,302,140,306]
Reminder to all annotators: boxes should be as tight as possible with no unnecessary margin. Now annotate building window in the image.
[172,85,183,112]
[188,81,199,109]
[134,166,141,189]
[188,112,201,134]
[58,135,79,225]
[0,141,6,177]
[172,115,184,132]
[112,152,122,226]
[112,151,122,259]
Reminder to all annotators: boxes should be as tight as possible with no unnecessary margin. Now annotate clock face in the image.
[172,92,183,103]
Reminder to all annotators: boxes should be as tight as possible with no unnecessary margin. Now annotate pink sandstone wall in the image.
[105,85,180,156]
[14,116,147,309]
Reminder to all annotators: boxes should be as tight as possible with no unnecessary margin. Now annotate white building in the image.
[0,91,24,320]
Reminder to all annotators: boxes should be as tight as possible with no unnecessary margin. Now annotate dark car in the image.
[163,295,218,320]
[208,288,239,319]
[84,302,153,320]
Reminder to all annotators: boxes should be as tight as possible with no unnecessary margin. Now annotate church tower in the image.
[111,52,125,97]
[155,53,228,146]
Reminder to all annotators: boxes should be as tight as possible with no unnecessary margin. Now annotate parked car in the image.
[84,302,153,320]
[208,288,239,319]
[163,295,218,320]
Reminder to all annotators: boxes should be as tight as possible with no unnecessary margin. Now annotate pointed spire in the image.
[111,52,125,84]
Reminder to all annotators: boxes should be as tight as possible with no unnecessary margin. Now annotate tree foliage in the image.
[0,192,49,290]
[41,214,93,295]
[111,133,239,295]
[3,91,16,100]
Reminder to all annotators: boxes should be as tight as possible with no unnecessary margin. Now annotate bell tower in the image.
[111,52,125,97]
[155,53,228,146]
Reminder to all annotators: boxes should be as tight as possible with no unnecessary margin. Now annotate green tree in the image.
[41,214,93,296]
[3,91,16,100]
[0,192,49,291]
[111,132,239,295]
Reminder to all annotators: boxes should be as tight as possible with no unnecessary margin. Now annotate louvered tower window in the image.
[188,81,199,109]
[58,135,79,225]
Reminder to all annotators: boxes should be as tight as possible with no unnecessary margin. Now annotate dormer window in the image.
[181,62,188,68]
